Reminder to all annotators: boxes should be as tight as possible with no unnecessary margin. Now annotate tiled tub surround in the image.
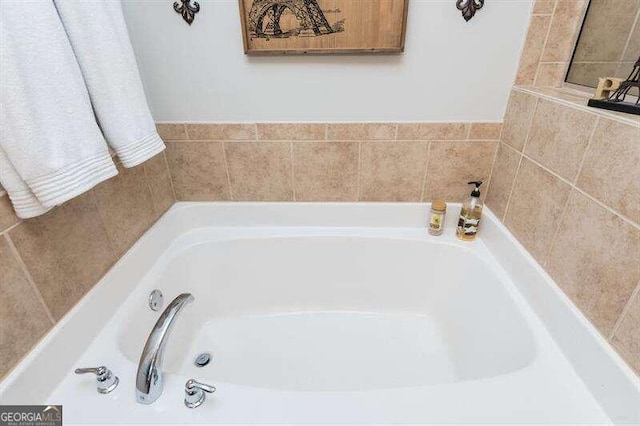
[158,122,502,204]
[0,153,175,378]
[516,0,590,88]
[486,87,640,377]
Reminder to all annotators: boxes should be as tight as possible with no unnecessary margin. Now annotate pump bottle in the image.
[456,181,483,241]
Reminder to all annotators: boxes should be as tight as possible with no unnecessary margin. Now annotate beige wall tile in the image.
[93,163,158,257]
[533,0,556,14]
[502,90,538,152]
[294,142,358,201]
[504,158,572,264]
[156,123,187,140]
[486,143,522,220]
[525,99,596,182]
[9,194,117,320]
[541,0,587,62]
[0,237,52,378]
[326,123,396,140]
[143,152,175,215]
[257,123,326,140]
[0,195,19,233]
[226,142,293,201]
[165,141,231,201]
[612,286,640,374]
[516,15,552,85]
[468,123,502,140]
[546,190,640,336]
[359,141,428,202]
[423,141,497,202]
[396,123,469,140]
[534,62,567,87]
[186,123,256,140]
[577,118,640,224]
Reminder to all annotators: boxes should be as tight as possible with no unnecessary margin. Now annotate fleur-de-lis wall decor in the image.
[173,0,200,25]
[456,0,485,21]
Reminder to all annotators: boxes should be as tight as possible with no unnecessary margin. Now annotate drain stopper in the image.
[194,352,211,367]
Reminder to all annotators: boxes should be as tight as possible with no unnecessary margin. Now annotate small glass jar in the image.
[428,200,447,236]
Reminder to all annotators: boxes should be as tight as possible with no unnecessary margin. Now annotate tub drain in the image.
[194,352,211,367]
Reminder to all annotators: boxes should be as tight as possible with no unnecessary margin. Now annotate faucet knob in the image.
[75,366,119,394]
[184,379,215,408]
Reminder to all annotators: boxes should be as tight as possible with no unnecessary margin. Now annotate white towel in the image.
[0,150,51,219]
[54,0,165,168]
[0,0,118,218]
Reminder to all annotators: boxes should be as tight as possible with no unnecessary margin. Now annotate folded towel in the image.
[0,150,51,219]
[0,0,118,218]
[54,0,165,168]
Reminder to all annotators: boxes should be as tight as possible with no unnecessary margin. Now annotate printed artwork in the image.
[239,0,408,54]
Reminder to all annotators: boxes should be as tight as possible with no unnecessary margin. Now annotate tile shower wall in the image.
[516,0,589,87]
[0,153,175,378]
[486,88,640,376]
[158,122,502,204]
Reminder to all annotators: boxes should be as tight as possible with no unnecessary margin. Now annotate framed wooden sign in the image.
[239,0,409,55]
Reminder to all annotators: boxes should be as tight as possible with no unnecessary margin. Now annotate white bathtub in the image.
[1,203,639,424]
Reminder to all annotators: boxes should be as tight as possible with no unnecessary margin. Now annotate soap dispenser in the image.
[456,181,483,241]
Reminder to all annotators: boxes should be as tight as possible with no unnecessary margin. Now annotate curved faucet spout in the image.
[136,293,194,404]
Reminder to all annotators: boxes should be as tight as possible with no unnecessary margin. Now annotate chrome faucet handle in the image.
[184,379,215,408]
[75,366,119,394]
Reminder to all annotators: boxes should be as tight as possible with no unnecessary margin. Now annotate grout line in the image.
[518,147,640,230]
[532,0,558,86]
[573,116,600,185]
[182,123,190,140]
[520,96,539,157]
[609,280,640,341]
[512,86,640,128]
[465,122,472,140]
[324,123,328,140]
[356,141,362,201]
[161,152,178,203]
[221,142,234,201]
[483,141,501,206]
[254,123,259,141]
[141,162,160,216]
[502,152,525,223]
[4,233,56,325]
[502,96,539,222]
[419,141,432,202]
[394,123,399,141]
[290,141,296,202]
[89,191,119,260]
[0,220,22,236]
[541,184,572,268]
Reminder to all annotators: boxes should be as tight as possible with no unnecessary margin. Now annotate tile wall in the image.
[517,0,589,87]
[0,153,175,378]
[158,122,502,204]
[486,87,640,376]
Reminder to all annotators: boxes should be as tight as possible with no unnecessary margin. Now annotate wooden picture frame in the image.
[238,0,409,55]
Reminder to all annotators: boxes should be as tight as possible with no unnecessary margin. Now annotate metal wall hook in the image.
[174,0,200,25]
[457,0,485,22]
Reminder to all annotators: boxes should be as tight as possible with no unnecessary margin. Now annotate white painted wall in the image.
[122,0,532,122]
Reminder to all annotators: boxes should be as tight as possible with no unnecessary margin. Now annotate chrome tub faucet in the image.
[136,293,194,404]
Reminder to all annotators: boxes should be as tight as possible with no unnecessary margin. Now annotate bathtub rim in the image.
[0,202,637,423]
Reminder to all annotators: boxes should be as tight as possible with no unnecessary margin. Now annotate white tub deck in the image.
[1,203,638,425]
